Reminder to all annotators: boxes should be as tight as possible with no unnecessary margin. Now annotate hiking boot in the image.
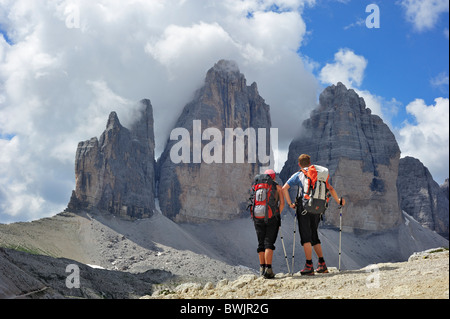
[263,267,275,279]
[316,261,329,274]
[260,266,266,276]
[300,263,314,276]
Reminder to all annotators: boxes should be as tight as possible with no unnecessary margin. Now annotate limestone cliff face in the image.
[157,60,272,223]
[397,156,449,239]
[280,82,402,231]
[68,99,155,219]
[441,179,449,201]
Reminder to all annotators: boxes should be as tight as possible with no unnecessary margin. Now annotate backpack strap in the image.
[300,168,312,199]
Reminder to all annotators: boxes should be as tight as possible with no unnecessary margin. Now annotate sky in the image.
[0,0,448,224]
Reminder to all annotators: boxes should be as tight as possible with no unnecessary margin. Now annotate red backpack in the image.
[249,174,279,223]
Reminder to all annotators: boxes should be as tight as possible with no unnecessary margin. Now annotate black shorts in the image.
[297,210,321,246]
[254,216,280,253]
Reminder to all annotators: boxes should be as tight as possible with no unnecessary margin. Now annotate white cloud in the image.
[0,0,318,222]
[318,48,412,127]
[343,18,365,30]
[399,0,449,32]
[319,48,367,88]
[318,48,449,184]
[397,98,449,183]
[318,48,386,117]
[430,71,449,94]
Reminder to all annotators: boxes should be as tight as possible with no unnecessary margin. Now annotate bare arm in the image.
[282,183,296,209]
[277,185,285,213]
[328,185,345,206]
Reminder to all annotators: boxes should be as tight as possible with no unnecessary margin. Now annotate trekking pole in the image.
[291,212,297,275]
[279,228,291,274]
[338,197,343,271]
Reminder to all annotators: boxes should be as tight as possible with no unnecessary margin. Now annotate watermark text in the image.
[65,264,80,289]
[366,4,380,29]
[169,120,278,173]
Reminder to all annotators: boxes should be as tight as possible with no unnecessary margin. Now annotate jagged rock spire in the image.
[68,100,156,219]
[156,60,272,223]
[280,82,402,231]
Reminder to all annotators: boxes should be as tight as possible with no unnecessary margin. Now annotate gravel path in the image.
[144,249,449,299]
[1,210,448,299]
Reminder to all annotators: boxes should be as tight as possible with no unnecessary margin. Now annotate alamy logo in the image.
[169,120,278,172]
[65,264,80,289]
[65,3,80,29]
[365,264,380,289]
[366,4,380,29]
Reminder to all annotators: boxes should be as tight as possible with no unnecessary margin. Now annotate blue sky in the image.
[0,0,448,223]
[301,0,448,124]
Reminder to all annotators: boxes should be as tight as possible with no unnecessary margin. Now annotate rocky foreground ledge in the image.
[142,248,449,299]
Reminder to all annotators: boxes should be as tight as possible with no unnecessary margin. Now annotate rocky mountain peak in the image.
[441,179,449,200]
[210,59,241,76]
[397,156,449,239]
[106,111,121,129]
[318,82,369,114]
[67,99,156,219]
[157,60,272,223]
[280,82,402,231]
[129,99,155,151]
[202,60,254,104]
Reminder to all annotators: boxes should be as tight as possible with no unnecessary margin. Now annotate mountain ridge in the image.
[0,210,448,299]
[280,82,403,232]
[1,60,449,299]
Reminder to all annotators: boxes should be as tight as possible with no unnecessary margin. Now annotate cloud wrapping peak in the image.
[0,0,318,222]
[318,48,385,118]
[1,0,446,223]
[318,47,449,183]
[319,48,367,88]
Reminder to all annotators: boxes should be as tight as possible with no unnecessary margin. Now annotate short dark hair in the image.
[298,154,311,168]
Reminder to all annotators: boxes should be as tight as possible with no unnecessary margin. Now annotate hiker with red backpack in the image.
[249,169,285,279]
[282,154,345,275]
